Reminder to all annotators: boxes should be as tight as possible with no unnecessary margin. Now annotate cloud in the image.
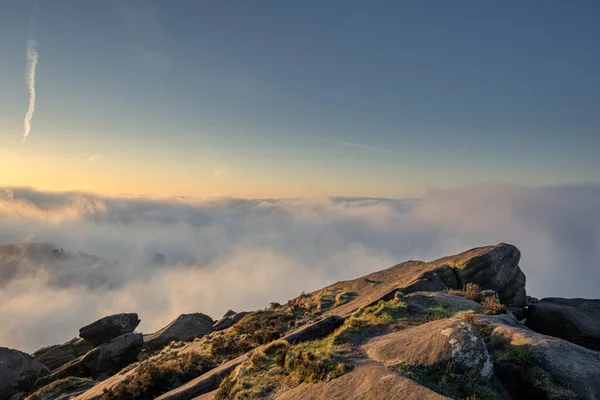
[23,39,39,142]
[0,184,599,352]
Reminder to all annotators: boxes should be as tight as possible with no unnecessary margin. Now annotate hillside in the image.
[1,243,599,400]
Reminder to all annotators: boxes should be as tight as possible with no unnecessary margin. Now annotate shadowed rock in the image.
[144,313,214,352]
[0,347,49,390]
[438,243,526,307]
[35,333,143,388]
[526,297,600,350]
[473,313,600,400]
[33,337,92,371]
[79,313,140,347]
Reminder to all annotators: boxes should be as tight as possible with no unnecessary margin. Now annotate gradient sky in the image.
[1,0,599,198]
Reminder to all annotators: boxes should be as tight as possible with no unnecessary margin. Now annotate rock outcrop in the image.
[7,243,600,400]
[438,243,527,307]
[33,337,92,371]
[144,313,214,352]
[36,333,143,388]
[79,313,140,347]
[364,318,493,379]
[0,348,49,390]
[473,313,600,400]
[526,297,600,351]
[213,311,250,331]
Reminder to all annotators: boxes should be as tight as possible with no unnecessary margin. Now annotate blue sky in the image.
[1,0,599,197]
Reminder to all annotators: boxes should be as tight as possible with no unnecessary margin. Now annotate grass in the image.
[215,335,352,400]
[97,287,358,400]
[99,352,212,400]
[398,364,502,400]
[25,377,94,400]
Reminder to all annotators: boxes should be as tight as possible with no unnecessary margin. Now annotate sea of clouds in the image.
[0,184,599,352]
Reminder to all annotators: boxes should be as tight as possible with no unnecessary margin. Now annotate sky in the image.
[1,0,599,198]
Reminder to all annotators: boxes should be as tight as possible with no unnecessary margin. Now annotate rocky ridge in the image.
[1,243,599,400]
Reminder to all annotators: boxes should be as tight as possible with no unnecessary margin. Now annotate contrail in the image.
[23,39,39,142]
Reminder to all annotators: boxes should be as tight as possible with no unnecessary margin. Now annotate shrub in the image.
[447,283,481,301]
[464,283,481,301]
[481,296,506,315]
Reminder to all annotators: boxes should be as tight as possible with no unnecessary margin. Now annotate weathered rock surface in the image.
[473,313,600,400]
[36,333,143,388]
[526,297,600,350]
[275,363,450,400]
[322,243,525,318]
[33,338,92,371]
[213,311,250,331]
[437,243,527,306]
[282,316,345,345]
[364,318,493,379]
[0,348,49,390]
[79,313,140,347]
[404,292,482,316]
[144,313,214,352]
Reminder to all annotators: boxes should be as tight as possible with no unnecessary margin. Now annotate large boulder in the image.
[82,332,143,375]
[441,243,527,307]
[0,347,49,390]
[33,338,92,371]
[363,318,493,379]
[79,313,140,347]
[473,313,600,400]
[144,313,215,352]
[526,297,600,351]
[36,333,143,388]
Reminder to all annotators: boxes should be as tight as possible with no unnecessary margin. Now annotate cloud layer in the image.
[0,184,599,352]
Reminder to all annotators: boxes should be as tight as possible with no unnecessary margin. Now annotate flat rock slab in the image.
[79,313,140,347]
[364,318,492,379]
[526,297,600,351]
[275,363,450,400]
